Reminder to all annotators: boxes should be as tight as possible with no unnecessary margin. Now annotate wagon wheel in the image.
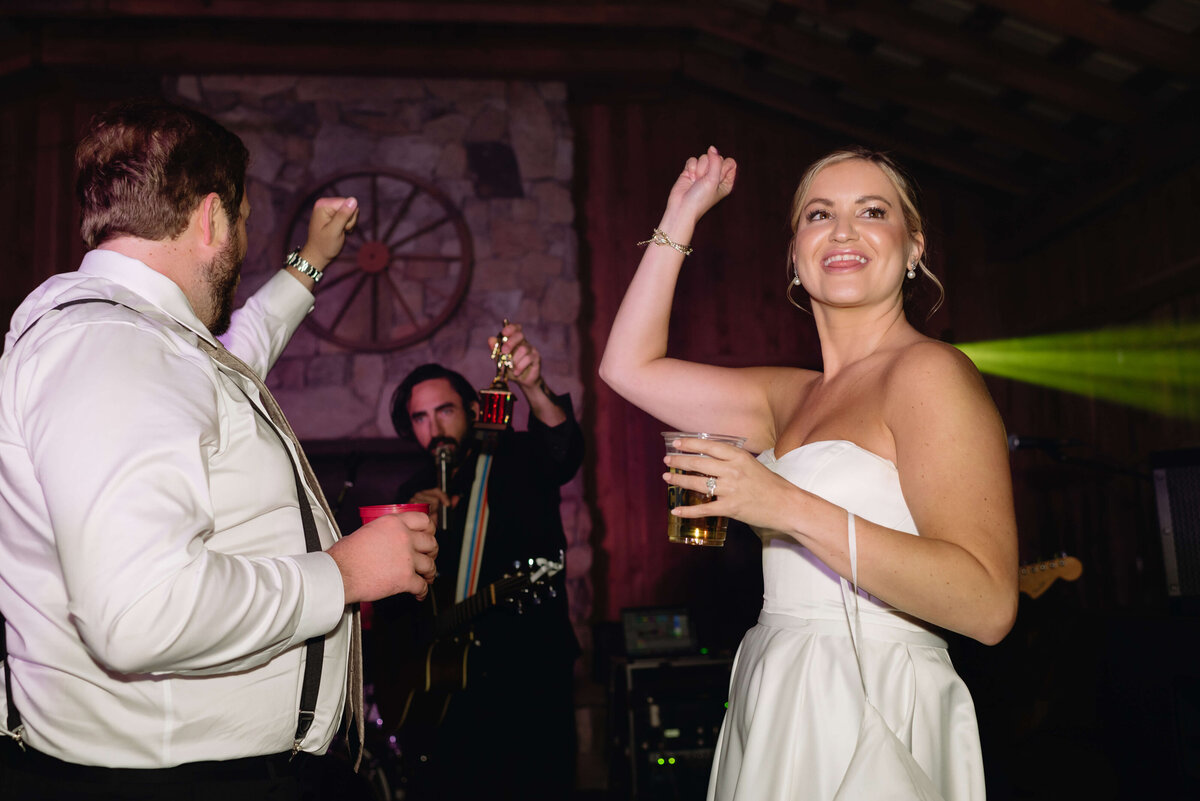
[282,168,474,352]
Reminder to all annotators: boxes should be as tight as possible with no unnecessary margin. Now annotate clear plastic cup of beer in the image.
[662,432,746,546]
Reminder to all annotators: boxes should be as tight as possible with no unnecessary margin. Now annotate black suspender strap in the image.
[13,298,123,344]
[1,608,24,748]
[245,400,326,753]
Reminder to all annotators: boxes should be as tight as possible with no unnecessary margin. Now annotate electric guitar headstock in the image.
[501,554,565,614]
[436,553,565,636]
[1019,555,1082,599]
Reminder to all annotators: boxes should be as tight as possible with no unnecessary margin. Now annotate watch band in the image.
[285,248,323,283]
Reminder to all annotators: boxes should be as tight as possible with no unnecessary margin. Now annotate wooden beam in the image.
[29,17,1034,195]
[1,0,695,26]
[680,50,1035,195]
[778,0,1148,123]
[978,0,1200,78]
[1003,99,1200,254]
[29,21,686,78]
[697,8,1096,164]
[16,5,1098,166]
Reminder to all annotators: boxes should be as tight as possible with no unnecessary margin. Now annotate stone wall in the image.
[164,75,593,647]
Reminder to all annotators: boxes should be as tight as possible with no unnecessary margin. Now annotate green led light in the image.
[657,758,665,766]
[669,757,677,765]
[700,647,709,655]
[956,321,1200,420]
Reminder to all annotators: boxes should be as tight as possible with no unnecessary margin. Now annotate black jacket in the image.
[375,393,584,676]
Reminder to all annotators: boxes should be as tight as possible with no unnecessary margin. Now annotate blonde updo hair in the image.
[787,146,944,317]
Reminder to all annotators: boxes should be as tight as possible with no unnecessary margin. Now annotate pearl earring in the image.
[906,261,917,280]
[792,276,801,286]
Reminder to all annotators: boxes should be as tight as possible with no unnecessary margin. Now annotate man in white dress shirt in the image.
[0,100,438,800]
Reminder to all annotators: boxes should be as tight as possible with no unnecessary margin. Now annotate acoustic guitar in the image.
[1018,555,1082,599]
[386,554,564,732]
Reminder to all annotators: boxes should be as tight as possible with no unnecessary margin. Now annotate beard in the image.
[202,233,243,336]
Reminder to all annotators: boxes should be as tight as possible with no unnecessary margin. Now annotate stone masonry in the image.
[163,75,593,656]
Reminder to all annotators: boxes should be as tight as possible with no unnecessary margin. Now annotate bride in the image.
[599,146,1018,800]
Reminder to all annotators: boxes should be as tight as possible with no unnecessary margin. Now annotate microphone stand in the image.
[435,442,454,530]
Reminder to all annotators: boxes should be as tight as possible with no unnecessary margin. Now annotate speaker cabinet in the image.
[1153,448,1200,597]
[608,655,732,800]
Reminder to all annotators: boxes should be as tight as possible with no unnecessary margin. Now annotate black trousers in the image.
[0,737,375,801]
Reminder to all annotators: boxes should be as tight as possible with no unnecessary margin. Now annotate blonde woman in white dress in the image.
[600,146,1019,800]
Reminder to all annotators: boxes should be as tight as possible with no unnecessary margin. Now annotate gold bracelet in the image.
[637,228,693,256]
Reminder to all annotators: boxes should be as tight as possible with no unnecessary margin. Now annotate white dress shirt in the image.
[0,249,350,767]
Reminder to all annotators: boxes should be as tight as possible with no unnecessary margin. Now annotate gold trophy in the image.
[476,319,516,431]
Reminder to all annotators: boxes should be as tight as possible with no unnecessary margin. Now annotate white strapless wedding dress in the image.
[706,440,986,801]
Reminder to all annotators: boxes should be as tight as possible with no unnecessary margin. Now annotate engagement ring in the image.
[706,476,718,498]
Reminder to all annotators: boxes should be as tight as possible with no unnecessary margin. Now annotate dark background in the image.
[3,2,1198,798]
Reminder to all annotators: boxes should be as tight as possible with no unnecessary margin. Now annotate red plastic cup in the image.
[358,503,429,525]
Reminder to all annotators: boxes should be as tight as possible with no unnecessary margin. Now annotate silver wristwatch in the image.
[285,248,323,283]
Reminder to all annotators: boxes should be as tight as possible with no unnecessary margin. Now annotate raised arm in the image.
[221,196,359,372]
[284,196,360,293]
[599,147,785,451]
[489,321,568,429]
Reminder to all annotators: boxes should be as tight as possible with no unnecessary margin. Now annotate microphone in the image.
[1007,434,1083,452]
[432,439,456,530]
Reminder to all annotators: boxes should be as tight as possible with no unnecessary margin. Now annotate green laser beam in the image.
[956,321,1200,420]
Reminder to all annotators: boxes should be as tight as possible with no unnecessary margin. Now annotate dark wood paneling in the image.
[975,162,1200,610]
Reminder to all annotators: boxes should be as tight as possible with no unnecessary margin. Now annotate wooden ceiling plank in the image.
[4,0,697,27]
[790,0,1148,124]
[31,28,686,78]
[16,6,1097,165]
[680,50,1034,196]
[698,9,1093,164]
[978,0,1200,78]
[1007,102,1200,254]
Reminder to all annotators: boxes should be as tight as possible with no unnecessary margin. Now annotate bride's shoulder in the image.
[888,337,980,381]
[884,337,995,414]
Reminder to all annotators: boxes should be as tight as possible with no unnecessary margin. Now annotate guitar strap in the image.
[455,450,494,602]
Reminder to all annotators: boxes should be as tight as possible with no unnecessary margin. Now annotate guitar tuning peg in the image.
[546,586,557,599]
[512,560,522,570]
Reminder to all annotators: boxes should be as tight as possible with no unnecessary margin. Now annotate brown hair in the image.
[788,146,944,316]
[390,363,480,441]
[76,99,249,249]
